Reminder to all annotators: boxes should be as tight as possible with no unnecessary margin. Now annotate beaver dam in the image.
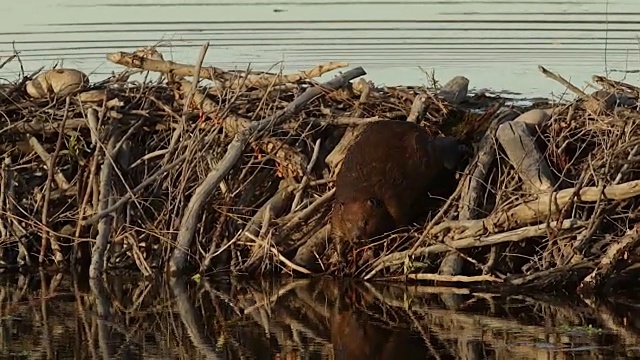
[2,44,640,295]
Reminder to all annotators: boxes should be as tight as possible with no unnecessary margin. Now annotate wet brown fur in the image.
[330,120,461,262]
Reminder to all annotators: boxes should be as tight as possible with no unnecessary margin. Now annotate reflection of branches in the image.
[0,273,639,358]
[90,277,116,360]
[170,276,221,360]
[241,278,307,316]
[580,295,640,347]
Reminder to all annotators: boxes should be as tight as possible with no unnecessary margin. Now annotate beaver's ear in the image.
[368,197,383,208]
[334,201,344,210]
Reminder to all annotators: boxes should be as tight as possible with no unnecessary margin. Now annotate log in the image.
[325,125,366,175]
[496,110,556,193]
[486,178,640,234]
[459,109,520,220]
[90,131,120,279]
[325,78,373,174]
[407,94,427,123]
[438,76,469,105]
[437,252,465,279]
[245,180,295,261]
[291,224,331,270]
[440,109,519,278]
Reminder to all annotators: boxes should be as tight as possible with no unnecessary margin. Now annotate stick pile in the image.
[1,44,639,294]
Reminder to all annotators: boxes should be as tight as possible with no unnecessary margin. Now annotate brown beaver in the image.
[330,120,463,263]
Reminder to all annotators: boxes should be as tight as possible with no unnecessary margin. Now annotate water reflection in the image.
[1,272,639,359]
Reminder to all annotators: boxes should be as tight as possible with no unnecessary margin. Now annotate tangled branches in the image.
[1,45,639,295]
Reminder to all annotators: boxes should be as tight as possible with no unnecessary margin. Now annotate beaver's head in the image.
[330,196,395,259]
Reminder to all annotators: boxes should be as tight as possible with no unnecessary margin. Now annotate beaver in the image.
[330,120,464,263]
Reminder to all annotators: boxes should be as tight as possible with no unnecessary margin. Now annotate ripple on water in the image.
[0,0,639,97]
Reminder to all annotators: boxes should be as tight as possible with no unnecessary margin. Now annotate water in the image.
[2,2,640,358]
[0,272,638,359]
[1,0,640,97]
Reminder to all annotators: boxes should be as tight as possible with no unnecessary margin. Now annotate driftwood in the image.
[495,108,556,193]
[437,76,469,105]
[26,68,89,99]
[107,51,348,90]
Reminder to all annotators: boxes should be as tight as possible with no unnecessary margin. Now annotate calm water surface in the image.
[1,0,640,97]
[2,273,640,359]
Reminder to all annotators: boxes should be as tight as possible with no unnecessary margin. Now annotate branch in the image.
[364,219,585,280]
[90,131,120,279]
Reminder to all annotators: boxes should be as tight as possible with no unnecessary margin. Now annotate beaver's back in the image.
[334,120,445,227]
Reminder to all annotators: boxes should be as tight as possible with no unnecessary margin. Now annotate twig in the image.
[243,232,312,275]
[182,42,209,116]
[82,153,189,225]
[28,136,71,191]
[0,54,16,71]
[39,97,70,264]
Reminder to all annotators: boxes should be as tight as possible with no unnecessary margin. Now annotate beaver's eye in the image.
[368,197,383,208]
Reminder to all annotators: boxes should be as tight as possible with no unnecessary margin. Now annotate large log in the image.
[496,109,555,194]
